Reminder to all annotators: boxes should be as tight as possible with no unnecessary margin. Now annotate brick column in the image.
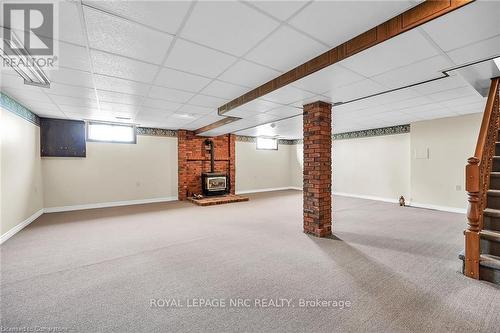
[229,134,236,195]
[303,101,332,237]
[177,130,188,201]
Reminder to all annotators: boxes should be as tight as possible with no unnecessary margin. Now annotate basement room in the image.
[1,0,499,332]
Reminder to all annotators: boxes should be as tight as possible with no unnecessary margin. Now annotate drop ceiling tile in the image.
[439,95,484,109]
[427,86,479,103]
[289,1,413,47]
[84,7,172,64]
[58,42,91,72]
[50,95,99,108]
[142,98,183,111]
[422,1,500,51]
[188,94,229,108]
[250,1,307,21]
[176,104,214,116]
[99,102,138,114]
[322,79,386,103]
[83,1,191,34]
[56,2,86,45]
[148,85,195,103]
[183,114,226,131]
[266,106,302,118]
[218,60,281,88]
[371,55,452,90]
[47,83,96,100]
[181,2,279,56]
[200,80,249,99]
[368,89,421,106]
[154,67,212,93]
[245,25,328,72]
[19,100,60,113]
[262,85,315,105]
[91,50,158,83]
[97,90,144,105]
[94,75,151,96]
[166,113,202,126]
[447,35,500,65]
[340,30,440,77]
[383,96,434,112]
[165,39,237,78]
[411,75,468,96]
[138,107,176,117]
[292,64,366,94]
[0,87,50,104]
[46,68,94,88]
[36,109,67,119]
[452,100,486,115]
[60,106,100,116]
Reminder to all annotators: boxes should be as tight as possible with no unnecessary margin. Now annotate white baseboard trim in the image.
[288,186,302,191]
[332,192,399,204]
[236,187,299,194]
[44,196,178,213]
[0,208,44,244]
[408,202,466,214]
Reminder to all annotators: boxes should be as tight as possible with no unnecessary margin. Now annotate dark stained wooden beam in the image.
[195,116,241,135]
[218,0,474,115]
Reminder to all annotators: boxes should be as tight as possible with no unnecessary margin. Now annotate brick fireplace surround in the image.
[177,130,235,201]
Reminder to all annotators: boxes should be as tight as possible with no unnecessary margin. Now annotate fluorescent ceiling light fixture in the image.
[0,31,50,88]
[494,57,500,71]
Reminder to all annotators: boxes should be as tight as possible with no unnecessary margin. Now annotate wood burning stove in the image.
[202,172,227,196]
[202,139,228,196]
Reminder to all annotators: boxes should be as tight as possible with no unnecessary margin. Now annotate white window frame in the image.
[86,121,137,144]
[256,137,278,150]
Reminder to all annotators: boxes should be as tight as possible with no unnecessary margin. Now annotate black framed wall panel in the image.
[40,118,86,157]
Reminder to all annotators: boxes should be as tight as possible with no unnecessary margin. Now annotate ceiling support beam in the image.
[217,0,474,116]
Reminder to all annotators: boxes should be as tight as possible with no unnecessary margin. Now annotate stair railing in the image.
[465,77,500,279]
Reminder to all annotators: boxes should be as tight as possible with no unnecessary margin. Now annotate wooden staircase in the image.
[462,77,500,284]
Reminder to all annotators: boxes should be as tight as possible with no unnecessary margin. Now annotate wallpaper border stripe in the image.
[1,92,40,126]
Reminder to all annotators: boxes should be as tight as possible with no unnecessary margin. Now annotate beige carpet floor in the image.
[1,190,499,332]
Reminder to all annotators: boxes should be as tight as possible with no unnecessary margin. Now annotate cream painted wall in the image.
[410,113,482,210]
[42,135,178,208]
[1,108,44,236]
[289,134,411,201]
[236,141,294,192]
[332,133,411,201]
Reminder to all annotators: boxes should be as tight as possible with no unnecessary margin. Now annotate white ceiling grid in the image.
[0,1,498,138]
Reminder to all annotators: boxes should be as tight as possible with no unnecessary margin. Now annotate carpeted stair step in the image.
[490,172,500,190]
[493,156,500,172]
[483,208,500,231]
[479,254,500,284]
[486,189,500,209]
[480,229,500,257]
[458,250,500,284]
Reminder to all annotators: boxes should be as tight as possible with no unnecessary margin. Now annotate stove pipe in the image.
[204,139,215,173]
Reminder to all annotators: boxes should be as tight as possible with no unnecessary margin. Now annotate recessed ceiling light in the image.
[115,116,131,120]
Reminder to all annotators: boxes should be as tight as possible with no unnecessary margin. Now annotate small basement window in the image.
[87,121,136,144]
[256,137,278,150]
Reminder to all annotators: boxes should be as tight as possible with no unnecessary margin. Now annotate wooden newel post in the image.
[465,157,480,279]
